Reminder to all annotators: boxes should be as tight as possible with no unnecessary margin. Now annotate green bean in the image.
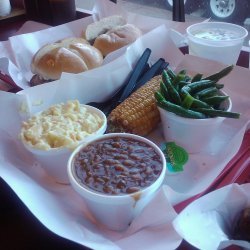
[172,69,187,88]
[179,69,187,74]
[167,68,176,80]
[194,108,240,119]
[155,90,165,102]
[185,79,216,94]
[156,66,238,120]
[160,81,171,101]
[181,92,194,109]
[181,91,210,109]
[191,73,203,83]
[178,80,189,89]
[162,70,182,105]
[162,69,172,85]
[155,91,206,119]
[194,87,218,99]
[184,75,192,82]
[215,83,224,89]
[202,95,229,107]
[191,99,212,109]
[203,65,234,82]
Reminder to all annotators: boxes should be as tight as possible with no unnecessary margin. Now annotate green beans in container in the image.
[155,65,240,119]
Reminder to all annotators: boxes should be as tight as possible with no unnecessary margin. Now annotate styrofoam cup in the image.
[67,133,166,231]
[158,92,232,154]
[21,105,107,184]
[187,22,248,65]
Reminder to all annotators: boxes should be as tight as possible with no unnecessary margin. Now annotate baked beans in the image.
[73,136,163,195]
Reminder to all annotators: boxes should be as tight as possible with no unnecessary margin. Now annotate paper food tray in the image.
[0,8,250,249]
[1,49,250,250]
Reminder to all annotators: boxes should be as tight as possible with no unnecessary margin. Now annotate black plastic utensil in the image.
[133,58,168,91]
[117,48,152,103]
[86,48,151,113]
[103,58,169,116]
[86,62,150,111]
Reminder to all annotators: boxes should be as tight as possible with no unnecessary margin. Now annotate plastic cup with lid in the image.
[186,22,248,65]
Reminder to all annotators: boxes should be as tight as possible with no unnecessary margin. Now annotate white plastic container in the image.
[158,92,232,154]
[67,133,166,231]
[21,104,107,184]
[187,22,248,65]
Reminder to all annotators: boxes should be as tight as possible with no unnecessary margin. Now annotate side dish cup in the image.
[20,103,107,184]
[158,91,232,153]
[186,22,248,65]
[67,133,167,231]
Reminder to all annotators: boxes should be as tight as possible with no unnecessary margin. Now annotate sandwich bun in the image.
[31,37,103,82]
[83,15,126,43]
[58,37,89,47]
[93,24,142,56]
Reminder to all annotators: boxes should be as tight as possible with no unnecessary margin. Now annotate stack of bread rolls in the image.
[30,15,141,86]
[83,15,142,56]
[30,37,103,86]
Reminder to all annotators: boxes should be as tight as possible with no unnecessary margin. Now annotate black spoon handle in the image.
[107,62,150,104]
[134,58,168,91]
[118,48,151,103]
[104,58,169,116]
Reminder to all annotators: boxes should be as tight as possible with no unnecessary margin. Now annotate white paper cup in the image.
[67,133,166,231]
[158,92,232,154]
[187,22,248,65]
[21,105,107,184]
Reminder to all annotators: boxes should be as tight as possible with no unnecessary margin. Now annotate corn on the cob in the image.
[107,75,161,136]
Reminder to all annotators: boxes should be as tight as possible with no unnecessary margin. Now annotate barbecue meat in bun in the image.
[30,37,103,86]
[93,23,142,56]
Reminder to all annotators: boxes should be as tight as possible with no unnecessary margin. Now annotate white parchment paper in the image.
[0,1,250,249]
[173,183,250,250]
[0,36,250,249]
[0,26,185,250]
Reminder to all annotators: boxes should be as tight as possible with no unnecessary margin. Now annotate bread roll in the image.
[84,15,126,43]
[31,37,103,81]
[93,24,142,56]
[59,37,89,47]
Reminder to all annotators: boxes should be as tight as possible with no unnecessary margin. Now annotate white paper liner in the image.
[0,39,250,249]
[173,183,250,250]
[0,25,186,249]
[0,137,181,250]
[0,1,249,248]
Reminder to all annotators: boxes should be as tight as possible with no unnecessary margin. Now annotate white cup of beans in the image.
[67,133,167,231]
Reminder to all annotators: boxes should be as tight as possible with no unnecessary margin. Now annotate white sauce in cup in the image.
[193,28,240,41]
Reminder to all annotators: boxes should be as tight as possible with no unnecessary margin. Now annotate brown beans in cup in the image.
[72,136,163,195]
